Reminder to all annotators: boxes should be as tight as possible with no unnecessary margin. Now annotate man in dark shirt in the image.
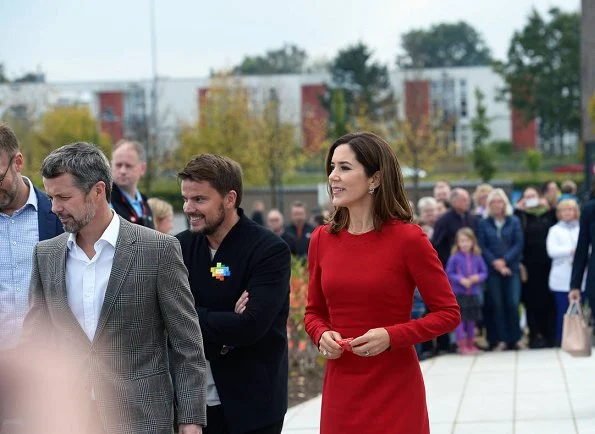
[266,209,297,255]
[176,154,290,434]
[285,201,315,258]
[429,188,476,354]
[569,199,595,311]
[110,140,154,228]
[432,188,477,266]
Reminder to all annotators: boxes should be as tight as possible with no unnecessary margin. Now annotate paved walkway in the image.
[282,348,595,433]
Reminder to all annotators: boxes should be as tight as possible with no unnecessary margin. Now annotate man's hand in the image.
[568,288,581,303]
[318,330,344,360]
[235,290,249,314]
[350,328,391,357]
[179,424,203,434]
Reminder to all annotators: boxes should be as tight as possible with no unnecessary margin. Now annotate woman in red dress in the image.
[304,132,460,433]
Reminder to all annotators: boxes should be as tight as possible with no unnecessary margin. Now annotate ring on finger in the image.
[322,349,328,357]
[364,350,370,356]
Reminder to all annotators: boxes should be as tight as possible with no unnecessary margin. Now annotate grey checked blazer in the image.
[22,217,207,434]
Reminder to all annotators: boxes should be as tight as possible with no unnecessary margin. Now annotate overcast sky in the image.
[0,0,579,82]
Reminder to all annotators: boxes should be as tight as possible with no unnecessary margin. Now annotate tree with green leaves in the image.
[495,7,580,154]
[326,42,393,123]
[398,21,492,68]
[471,88,497,181]
[524,149,543,174]
[233,44,308,75]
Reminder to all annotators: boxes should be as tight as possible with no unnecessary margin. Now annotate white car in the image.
[401,166,427,178]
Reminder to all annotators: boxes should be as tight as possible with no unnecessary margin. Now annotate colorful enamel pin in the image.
[211,262,231,281]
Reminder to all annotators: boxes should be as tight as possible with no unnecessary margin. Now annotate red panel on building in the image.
[98,92,124,143]
[301,85,328,152]
[405,80,430,121]
[511,108,537,150]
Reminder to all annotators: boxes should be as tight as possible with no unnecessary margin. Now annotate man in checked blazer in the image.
[20,142,207,434]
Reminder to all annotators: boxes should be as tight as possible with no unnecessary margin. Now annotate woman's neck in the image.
[346,202,375,234]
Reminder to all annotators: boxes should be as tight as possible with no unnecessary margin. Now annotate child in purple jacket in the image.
[446,228,488,355]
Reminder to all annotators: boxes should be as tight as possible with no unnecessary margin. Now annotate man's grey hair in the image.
[417,196,437,211]
[41,142,112,201]
[450,188,469,202]
[113,139,146,162]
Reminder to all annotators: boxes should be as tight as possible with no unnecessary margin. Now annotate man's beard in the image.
[190,203,225,236]
[61,201,95,233]
[0,171,19,211]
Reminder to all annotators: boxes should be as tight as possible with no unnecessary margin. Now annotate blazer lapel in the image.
[51,237,91,343]
[93,218,135,343]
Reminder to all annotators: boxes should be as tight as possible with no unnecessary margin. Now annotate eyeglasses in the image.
[0,154,15,187]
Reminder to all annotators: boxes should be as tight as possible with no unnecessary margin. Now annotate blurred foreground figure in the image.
[16,142,207,434]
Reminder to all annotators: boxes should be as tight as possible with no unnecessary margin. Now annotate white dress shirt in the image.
[66,212,120,342]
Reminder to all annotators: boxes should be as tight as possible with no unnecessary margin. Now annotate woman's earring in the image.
[369,187,375,195]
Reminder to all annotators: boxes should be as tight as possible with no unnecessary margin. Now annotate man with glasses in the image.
[0,122,63,430]
[0,121,63,350]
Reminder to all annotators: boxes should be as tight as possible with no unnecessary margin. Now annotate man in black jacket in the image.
[285,201,314,258]
[432,188,477,267]
[176,154,290,434]
[569,199,595,311]
[429,188,476,354]
[110,140,154,228]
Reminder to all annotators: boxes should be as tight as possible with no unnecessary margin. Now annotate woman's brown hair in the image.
[325,132,413,234]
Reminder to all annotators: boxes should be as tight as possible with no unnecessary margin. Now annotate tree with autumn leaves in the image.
[177,75,302,206]
[2,105,110,181]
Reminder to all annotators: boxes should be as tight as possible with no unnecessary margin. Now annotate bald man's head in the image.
[450,188,470,214]
[267,209,284,234]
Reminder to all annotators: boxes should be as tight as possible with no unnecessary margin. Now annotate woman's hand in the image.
[318,331,344,359]
[350,328,391,357]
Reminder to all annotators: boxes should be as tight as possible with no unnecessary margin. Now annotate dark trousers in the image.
[553,291,570,346]
[204,405,284,434]
[487,272,521,344]
[526,291,556,347]
[482,289,497,346]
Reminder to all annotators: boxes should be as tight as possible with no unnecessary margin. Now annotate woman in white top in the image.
[546,198,581,346]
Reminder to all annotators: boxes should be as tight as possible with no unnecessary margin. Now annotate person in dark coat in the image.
[569,199,595,313]
[514,186,557,348]
[478,189,524,351]
[285,201,315,259]
[177,154,290,434]
[429,188,477,353]
[432,188,478,267]
[110,140,155,228]
[266,209,297,255]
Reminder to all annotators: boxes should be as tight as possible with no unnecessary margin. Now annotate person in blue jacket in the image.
[477,188,524,351]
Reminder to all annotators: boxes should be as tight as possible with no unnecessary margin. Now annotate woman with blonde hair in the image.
[546,199,582,346]
[477,189,524,351]
[473,183,493,216]
[147,197,174,234]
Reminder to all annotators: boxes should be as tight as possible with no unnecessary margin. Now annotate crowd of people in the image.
[0,120,593,434]
[411,178,590,358]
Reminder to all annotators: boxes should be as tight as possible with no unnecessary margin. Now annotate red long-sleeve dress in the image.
[304,220,460,433]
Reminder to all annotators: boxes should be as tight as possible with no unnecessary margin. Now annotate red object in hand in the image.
[335,338,354,352]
